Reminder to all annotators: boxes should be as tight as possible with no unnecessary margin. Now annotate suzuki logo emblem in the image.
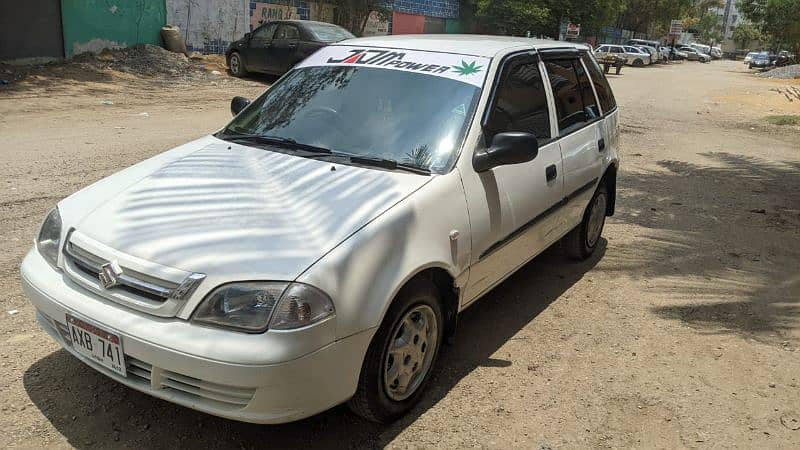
[98,261,123,289]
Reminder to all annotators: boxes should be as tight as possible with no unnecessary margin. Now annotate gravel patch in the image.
[759,64,800,79]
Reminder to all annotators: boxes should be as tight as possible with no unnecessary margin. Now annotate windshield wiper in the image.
[218,133,332,155]
[349,156,431,176]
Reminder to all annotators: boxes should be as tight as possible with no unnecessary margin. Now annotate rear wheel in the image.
[228,52,247,77]
[563,184,608,260]
[348,281,443,423]
[633,58,644,67]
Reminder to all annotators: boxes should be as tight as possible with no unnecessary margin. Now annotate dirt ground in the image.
[1,58,799,449]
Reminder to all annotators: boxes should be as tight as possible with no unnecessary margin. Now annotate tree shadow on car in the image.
[23,242,604,449]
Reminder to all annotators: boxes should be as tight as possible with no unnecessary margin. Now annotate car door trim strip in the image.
[478,177,598,260]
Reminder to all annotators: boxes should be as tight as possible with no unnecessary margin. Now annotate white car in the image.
[21,35,619,424]
[595,44,650,66]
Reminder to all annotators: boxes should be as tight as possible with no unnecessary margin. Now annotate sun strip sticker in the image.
[295,45,491,88]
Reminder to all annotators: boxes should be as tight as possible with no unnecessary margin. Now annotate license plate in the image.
[66,314,126,377]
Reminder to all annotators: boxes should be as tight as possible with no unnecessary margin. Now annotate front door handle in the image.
[545,164,557,181]
[598,138,606,152]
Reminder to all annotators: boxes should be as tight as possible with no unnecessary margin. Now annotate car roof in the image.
[334,34,590,58]
[265,19,343,28]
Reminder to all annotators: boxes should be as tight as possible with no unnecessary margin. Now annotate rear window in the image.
[306,23,355,42]
[580,52,617,114]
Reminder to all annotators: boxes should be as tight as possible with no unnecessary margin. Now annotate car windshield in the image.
[306,23,354,42]
[221,65,481,173]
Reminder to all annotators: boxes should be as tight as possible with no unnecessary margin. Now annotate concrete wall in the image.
[392,11,425,34]
[61,0,167,57]
[166,0,248,54]
[0,0,64,62]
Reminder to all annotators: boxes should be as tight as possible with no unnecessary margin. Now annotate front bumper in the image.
[21,249,373,424]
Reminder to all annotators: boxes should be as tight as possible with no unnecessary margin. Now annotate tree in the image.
[739,0,800,55]
[695,12,724,43]
[330,0,390,36]
[732,22,762,49]
[472,0,550,36]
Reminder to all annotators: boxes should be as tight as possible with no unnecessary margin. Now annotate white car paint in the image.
[21,34,619,424]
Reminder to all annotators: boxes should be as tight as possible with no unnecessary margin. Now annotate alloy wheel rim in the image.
[230,55,240,74]
[383,304,438,401]
[586,193,607,248]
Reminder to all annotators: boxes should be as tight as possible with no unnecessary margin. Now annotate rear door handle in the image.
[545,164,557,181]
[598,138,606,152]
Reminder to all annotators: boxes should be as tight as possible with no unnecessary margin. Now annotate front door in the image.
[462,53,565,304]
[541,55,604,229]
[246,22,277,72]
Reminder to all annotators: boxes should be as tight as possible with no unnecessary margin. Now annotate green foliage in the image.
[330,0,390,36]
[473,0,550,35]
[732,22,762,49]
[695,13,723,43]
[739,0,800,53]
[765,115,800,126]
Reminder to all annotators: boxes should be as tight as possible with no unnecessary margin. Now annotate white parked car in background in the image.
[22,35,619,424]
[595,44,650,66]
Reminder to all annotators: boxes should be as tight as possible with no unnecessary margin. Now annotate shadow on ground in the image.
[605,151,800,340]
[24,244,603,449]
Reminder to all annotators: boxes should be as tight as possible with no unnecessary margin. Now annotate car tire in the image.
[228,52,247,77]
[633,58,644,67]
[563,183,608,260]
[348,279,444,423]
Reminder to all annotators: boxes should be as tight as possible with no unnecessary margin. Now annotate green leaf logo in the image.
[452,60,482,76]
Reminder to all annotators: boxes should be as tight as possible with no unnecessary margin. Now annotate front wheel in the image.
[348,281,443,423]
[563,183,608,260]
[228,52,247,77]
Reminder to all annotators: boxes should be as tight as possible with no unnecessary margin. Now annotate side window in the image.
[275,24,300,40]
[252,23,277,41]
[610,46,623,54]
[574,59,600,119]
[581,53,617,113]
[597,46,607,52]
[486,57,552,143]
[543,59,589,135]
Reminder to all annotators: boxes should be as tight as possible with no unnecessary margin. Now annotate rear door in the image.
[246,22,278,72]
[541,52,604,229]
[270,24,302,73]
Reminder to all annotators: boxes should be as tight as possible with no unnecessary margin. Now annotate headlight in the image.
[192,282,334,333]
[36,207,62,268]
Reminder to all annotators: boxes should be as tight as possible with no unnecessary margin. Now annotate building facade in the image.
[167,0,460,54]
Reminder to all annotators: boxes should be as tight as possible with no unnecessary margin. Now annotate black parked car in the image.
[749,52,773,69]
[226,20,354,77]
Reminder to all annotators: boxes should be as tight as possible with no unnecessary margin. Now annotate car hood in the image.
[67,136,431,280]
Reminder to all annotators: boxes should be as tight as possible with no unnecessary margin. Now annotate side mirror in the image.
[244,32,252,40]
[473,131,539,173]
[230,96,251,116]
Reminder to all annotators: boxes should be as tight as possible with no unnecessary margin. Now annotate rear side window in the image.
[275,24,299,40]
[543,59,591,135]
[486,57,552,142]
[574,60,600,118]
[581,53,617,113]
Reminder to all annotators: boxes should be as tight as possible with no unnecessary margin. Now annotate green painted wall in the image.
[61,0,166,57]
[445,19,462,34]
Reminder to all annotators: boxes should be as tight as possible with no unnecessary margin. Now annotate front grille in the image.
[64,241,178,302]
[61,232,206,316]
[125,356,255,410]
[160,369,256,408]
